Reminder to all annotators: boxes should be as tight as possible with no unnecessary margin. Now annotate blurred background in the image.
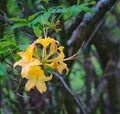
[0,0,120,114]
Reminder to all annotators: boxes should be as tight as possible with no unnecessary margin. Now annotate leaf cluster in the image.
[9,2,94,37]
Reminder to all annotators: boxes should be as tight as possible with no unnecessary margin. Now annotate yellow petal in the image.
[28,66,44,78]
[18,43,39,61]
[36,74,52,93]
[47,62,57,69]
[25,43,38,60]
[14,42,41,68]
[46,41,58,59]
[25,79,37,91]
[29,58,42,66]
[45,44,69,74]
[26,66,52,93]
[17,52,25,58]
[50,42,57,53]
[56,62,69,74]
[21,65,29,78]
[42,74,53,81]
[58,46,64,52]
[14,58,41,78]
[13,52,26,67]
[46,45,65,63]
[14,58,41,67]
[13,61,20,67]
[36,37,52,48]
[36,81,47,93]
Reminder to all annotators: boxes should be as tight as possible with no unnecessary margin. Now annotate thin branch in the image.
[53,72,87,114]
[78,17,105,55]
[0,14,14,25]
[68,0,119,51]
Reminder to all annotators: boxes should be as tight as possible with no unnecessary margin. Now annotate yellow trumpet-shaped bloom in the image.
[14,43,41,78]
[14,37,69,93]
[47,46,69,74]
[25,66,52,93]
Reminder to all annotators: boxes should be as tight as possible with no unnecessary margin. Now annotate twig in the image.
[68,0,119,49]
[78,17,105,56]
[15,92,29,98]
[0,14,14,25]
[53,72,87,114]
[100,70,120,80]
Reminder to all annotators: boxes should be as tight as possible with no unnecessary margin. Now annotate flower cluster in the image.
[14,37,68,93]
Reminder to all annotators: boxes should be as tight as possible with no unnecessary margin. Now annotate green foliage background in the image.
[0,0,120,114]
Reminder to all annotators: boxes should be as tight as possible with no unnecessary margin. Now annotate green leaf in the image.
[12,22,28,29]
[36,0,41,4]
[0,35,17,55]
[90,1,96,5]
[41,5,46,11]
[77,0,80,5]
[31,15,42,25]
[42,0,49,3]
[79,5,93,13]
[28,12,41,21]
[0,48,10,54]
[45,21,54,28]
[18,44,30,51]
[61,4,93,20]
[0,41,16,48]
[36,0,49,4]
[0,63,7,77]
[32,25,42,37]
[9,18,28,23]
[40,12,51,24]
[71,5,82,16]
[31,11,51,25]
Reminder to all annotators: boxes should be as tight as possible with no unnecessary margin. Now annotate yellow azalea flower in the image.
[14,43,41,77]
[47,46,69,74]
[36,38,68,74]
[14,37,70,93]
[25,66,52,93]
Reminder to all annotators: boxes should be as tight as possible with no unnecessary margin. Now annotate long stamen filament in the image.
[64,42,85,61]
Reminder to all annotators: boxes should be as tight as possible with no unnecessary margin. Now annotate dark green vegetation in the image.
[0,0,120,114]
